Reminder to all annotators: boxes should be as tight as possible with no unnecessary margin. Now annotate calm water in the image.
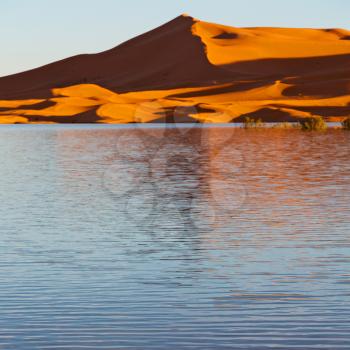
[0,124,349,349]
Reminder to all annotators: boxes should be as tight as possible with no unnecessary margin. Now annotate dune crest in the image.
[0,15,350,124]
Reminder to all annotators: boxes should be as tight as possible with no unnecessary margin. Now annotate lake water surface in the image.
[0,125,349,349]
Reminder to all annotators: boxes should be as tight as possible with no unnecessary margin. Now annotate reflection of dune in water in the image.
[54,126,350,275]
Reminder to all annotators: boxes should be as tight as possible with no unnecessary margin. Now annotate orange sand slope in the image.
[0,14,349,124]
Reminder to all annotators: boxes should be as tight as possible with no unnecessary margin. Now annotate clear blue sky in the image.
[1,0,349,77]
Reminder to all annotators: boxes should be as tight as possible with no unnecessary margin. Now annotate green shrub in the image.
[342,117,350,130]
[243,117,265,129]
[299,116,327,131]
[273,122,300,129]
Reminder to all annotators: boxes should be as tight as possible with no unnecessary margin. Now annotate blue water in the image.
[0,125,349,349]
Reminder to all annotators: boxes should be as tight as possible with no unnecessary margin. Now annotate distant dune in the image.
[0,14,350,123]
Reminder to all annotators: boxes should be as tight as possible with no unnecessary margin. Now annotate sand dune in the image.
[0,14,349,124]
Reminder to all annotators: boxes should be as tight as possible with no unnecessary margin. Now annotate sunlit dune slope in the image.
[193,21,350,65]
[0,14,350,123]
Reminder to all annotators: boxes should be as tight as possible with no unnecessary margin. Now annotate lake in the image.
[0,124,349,349]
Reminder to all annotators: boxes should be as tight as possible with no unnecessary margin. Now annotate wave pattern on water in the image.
[0,125,349,349]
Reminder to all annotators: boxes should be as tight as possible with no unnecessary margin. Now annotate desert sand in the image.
[0,14,349,124]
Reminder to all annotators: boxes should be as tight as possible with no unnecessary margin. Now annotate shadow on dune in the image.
[25,108,100,124]
[221,53,350,79]
[235,108,302,123]
[271,104,350,118]
[213,32,239,39]
[168,80,273,98]
[0,15,228,100]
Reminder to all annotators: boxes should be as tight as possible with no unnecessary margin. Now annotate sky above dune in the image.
[1,0,349,77]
